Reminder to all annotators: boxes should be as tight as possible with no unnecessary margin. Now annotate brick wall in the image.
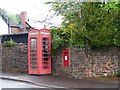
[1,44,119,78]
[11,27,22,33]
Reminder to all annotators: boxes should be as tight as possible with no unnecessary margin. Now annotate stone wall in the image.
[1,44,120,79]
[52,46,120,79]
[2,44,28,73]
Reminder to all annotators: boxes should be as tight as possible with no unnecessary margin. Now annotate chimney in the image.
[20,11,27,32]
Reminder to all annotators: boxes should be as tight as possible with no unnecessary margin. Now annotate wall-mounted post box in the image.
[28,29,51,75]
[63,50,69,67]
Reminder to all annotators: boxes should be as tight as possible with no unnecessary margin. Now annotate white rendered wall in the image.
[0,17,8,35]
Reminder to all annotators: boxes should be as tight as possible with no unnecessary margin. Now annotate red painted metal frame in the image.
[63,49,69,67]
[28,29,51,75]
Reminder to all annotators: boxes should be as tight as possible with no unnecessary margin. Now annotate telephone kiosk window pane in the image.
[43,38,48,41]
[31,50,37,53]
[43,46,49,49]
[42,50,48,53]
[30,38,37,50]
[31,38,37,44]
[31,54,37,57]
[43,42,49,45]
[42,58,48,61]
[31,66,37,69]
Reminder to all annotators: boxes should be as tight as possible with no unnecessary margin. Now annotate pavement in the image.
[0,72,119,89]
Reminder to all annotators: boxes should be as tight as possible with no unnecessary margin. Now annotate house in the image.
[0,14,10,35]
[1,32,28,44]
[0,11,33,35]
[0,11,33,44]
[0,11,62,43]
[11,11,33,33]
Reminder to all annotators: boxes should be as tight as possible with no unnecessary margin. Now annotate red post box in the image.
[63,50,69,67]
[28,29,51,75]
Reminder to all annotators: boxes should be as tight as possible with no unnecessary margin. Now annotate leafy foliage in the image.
[0,8,20,25]
[47,2,120,48]
[3,38,17,47]
[50,28,69,54]
[80,2,120,48]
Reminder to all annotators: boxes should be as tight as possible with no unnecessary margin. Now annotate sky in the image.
[0,0,62,28]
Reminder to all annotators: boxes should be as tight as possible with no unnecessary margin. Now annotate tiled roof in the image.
[0,13,18,26]
[0,13,8,24]
[0,32,28,36]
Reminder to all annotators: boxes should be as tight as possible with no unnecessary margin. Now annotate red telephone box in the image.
[63,50,69,67]
[28,29,51,75]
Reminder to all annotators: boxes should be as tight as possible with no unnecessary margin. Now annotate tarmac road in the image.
[0,79,48,88]
[0,79,119,90]
[0,73,119,90]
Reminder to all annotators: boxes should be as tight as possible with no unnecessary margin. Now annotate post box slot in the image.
[64,52,68,54]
